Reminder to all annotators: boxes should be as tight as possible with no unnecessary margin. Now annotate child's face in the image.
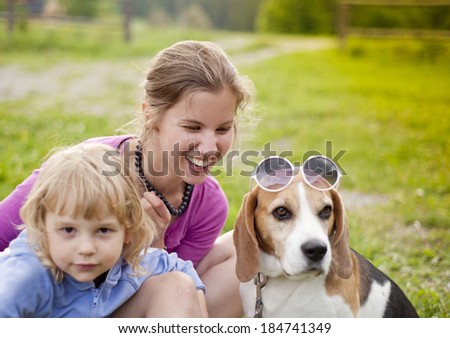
[45,205,127,283]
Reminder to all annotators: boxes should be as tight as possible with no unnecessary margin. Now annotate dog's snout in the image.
[301,240,327,262]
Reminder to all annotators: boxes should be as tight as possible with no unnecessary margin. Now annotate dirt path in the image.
[216,36,335,65]
[1,36,387,209]
[0,36,335,104]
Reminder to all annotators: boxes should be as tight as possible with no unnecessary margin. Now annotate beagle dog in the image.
[233,173,419,318]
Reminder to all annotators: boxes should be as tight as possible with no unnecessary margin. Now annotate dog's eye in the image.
[273,207,291,220]
[319,205,332,220]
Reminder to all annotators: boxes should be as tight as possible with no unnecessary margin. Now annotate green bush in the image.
[61,0,101,18]
[257,0,334,34]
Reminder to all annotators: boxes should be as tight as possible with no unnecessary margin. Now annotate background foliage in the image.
[3,0,450,33]
[1,0,449,318]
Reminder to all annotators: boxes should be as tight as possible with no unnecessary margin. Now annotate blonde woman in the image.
[0,40,256,317]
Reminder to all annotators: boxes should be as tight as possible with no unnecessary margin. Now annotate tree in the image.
[197,0,263,31]
[351,5,450,30]
[182,3,212,29]
[134,0,264,32]
[257,0,335,34]
[60,0,100,18]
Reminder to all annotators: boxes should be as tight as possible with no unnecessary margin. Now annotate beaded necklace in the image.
[134,141,193,216]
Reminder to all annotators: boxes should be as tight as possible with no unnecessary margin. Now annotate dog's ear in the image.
[330,189,353,279]
[233,191,260,282]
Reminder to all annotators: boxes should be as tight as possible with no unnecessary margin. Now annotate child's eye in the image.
[61,227,75,234]
[98,228,111,234]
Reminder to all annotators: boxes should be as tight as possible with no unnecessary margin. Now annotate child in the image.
[0,143,206,317]
[0,40,256,317]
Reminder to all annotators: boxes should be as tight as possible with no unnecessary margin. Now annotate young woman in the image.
[0,144,207,317]
[0,40,256,317]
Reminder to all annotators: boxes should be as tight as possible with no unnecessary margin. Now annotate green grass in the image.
[0,20,231,66]
[220,38,449,318]
[0,21,449,317]
[238,40,450,226]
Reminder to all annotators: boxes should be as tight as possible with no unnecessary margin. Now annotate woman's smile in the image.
[151,88,236,184]
[185,153,220,175]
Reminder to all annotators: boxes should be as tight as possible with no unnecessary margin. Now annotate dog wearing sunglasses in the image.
[233,169,419,318]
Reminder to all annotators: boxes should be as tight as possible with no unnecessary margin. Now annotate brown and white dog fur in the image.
[233,174,419,318]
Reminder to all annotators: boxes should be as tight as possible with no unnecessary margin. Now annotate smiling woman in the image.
[0,40,256,318]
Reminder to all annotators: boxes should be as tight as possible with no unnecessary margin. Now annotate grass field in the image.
[1,21,449,317]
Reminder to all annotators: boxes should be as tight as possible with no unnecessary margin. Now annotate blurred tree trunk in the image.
[123,0,132,43]
[6,0,14,34]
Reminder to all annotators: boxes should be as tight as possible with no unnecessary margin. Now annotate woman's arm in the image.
[0,170,40,251]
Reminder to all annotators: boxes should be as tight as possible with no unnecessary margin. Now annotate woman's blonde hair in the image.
[129,40,256,144]
[20,143,154,282]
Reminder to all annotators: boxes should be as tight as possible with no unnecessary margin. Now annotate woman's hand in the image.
[141,191,171,249]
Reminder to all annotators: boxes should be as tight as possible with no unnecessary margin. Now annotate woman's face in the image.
[147,88,237,185]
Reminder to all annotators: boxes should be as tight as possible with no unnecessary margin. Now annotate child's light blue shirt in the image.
[0,230,205,317]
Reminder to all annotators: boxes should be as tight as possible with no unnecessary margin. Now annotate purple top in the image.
[0,136,229,267]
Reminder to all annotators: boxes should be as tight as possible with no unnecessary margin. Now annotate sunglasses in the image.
[250,155,341,192]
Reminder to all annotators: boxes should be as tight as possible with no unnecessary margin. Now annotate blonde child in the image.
[0,144,206,317]
[0,40,256,316]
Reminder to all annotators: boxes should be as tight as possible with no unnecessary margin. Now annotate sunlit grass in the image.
[1,22,449,317]
[222,38,450,317]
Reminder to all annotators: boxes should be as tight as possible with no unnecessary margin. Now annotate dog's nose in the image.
[301,240,327,262]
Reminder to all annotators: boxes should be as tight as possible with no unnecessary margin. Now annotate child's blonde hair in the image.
[20,143,154,281]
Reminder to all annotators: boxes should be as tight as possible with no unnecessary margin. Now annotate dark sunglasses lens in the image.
[303,157,339,190]
[255,157,293,191]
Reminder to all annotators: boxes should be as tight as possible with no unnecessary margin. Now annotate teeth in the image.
[186,156,210,168]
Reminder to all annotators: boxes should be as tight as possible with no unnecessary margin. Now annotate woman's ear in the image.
[142,101,159,133]
[142,101,148,114]
[142,101,151,123]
